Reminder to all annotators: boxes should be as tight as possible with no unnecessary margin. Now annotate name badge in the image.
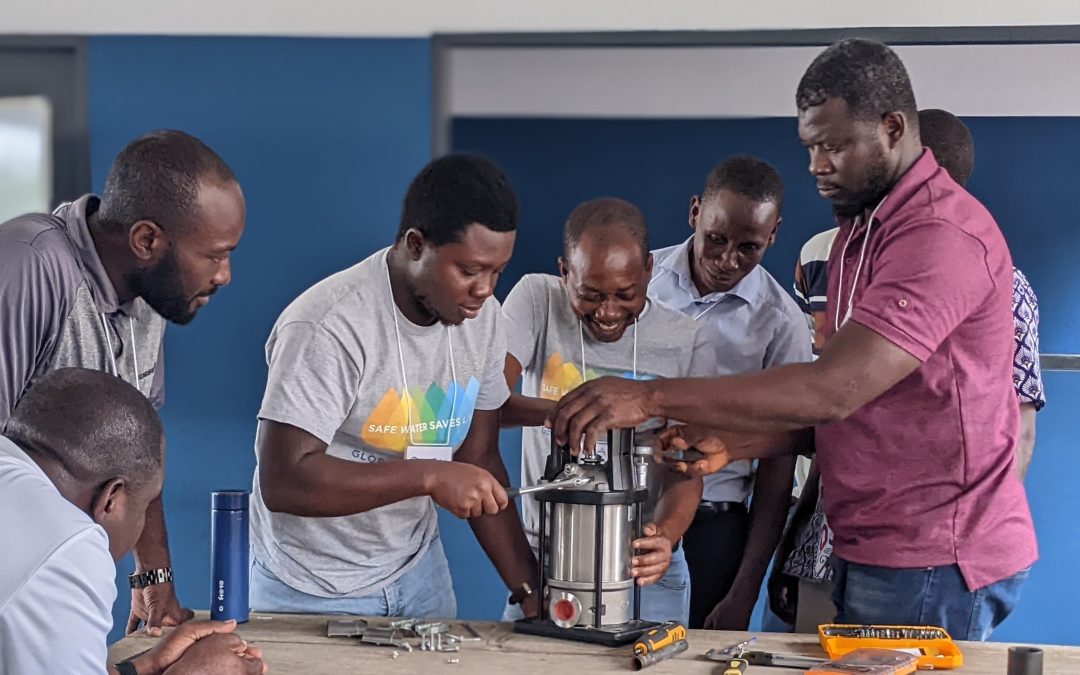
[405,445,453,461]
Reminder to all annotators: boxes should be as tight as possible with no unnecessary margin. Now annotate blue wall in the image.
[453,116,1080,645]
[83,38,1080,646]
[88,36,433,642]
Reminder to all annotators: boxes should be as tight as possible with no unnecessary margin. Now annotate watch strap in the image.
[129,567,173,589]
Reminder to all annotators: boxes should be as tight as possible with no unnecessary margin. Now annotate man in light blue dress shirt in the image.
[648,156,812,629]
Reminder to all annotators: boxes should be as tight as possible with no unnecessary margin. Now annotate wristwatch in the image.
[129,567,174,589]
[508,581,535,606]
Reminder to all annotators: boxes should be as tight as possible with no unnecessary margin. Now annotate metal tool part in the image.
[507,474,592,498]
[821,626,947,640]
[326,619,368,637]
[704,637,758,660]
[462,623,483,639]
[415,621,452,652]
[742,650,827,669]
[446,633,481,643]
[632,638,689,670]
[361,627,406,647]
[447,658,460,664]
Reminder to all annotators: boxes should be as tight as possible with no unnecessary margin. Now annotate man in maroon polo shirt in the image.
[545,38,1036,640]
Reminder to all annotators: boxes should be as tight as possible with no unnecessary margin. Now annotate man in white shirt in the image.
[646,156,810,629]
[0,368,265,675]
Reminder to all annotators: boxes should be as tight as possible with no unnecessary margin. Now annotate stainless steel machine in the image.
[512,428,664,646]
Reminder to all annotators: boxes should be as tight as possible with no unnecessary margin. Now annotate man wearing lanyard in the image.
[549,38,1037,640]
[250,155,538,618]
[0,130,246,635]
[767,106,1047,632]
[500,197,713,624]
[646,157,810,629]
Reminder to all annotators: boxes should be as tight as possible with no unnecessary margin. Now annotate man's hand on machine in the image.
[631,523,673,586]
[546,376,654,454]
[425,461,510,518]
[656,426,734,476]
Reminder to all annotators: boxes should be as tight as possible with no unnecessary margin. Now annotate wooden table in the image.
[109,613,1079,674]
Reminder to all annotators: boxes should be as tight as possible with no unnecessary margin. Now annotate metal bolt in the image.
[447,658,460,664]
[391,651,399,659]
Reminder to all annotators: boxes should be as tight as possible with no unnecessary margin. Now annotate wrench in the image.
[506,475,591,499]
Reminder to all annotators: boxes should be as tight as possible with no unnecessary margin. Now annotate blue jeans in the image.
[832,559,1029,641]
[502,545,691,625]
[250,537,457,618]
[640,544,691,624]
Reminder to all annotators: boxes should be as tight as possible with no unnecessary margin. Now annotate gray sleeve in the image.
[0,241,73,428]
[763,306,814,369]
[257,321,362,445]
[148,326,166,411]
[502,276,540,369]
[476,303,512,411]
[686,323,719,377]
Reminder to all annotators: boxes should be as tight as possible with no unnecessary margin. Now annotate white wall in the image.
[2,0,1080,37]
[448,44,1080,118]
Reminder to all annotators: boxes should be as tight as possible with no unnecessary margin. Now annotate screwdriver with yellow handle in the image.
[632,622,687,656]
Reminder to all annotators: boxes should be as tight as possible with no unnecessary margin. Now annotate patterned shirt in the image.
[1012,268,1045,410]
[782,231,1045,582]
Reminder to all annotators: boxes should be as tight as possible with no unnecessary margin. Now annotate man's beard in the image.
[832,155,893,220]
[129,247,197,325]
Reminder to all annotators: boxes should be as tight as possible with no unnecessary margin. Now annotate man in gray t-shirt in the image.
[0,131,246,636]
[501,198,714,625]
[251,155,538,618]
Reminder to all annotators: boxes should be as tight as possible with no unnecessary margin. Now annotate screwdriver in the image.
[719,657,748,675]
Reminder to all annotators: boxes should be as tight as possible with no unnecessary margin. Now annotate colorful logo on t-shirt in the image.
[539,352,651,401]
[360,377,480,452]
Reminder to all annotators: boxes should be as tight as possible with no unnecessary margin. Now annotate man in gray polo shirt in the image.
[0,130,246,634]
[647,156,810,629]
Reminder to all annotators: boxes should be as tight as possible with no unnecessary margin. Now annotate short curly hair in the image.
[796,38,917,124]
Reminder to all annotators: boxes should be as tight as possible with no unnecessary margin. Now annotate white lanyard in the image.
[384,257,458,446]
[834,198,887,332]
[99,313,141,395]
[578,317,638,384]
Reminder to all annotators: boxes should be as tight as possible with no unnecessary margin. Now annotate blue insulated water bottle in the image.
[210,490,249,622]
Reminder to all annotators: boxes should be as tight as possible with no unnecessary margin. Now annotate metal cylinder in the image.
[1007,647,1043,675]
[546,498,634,626]
[210,490,249,622]
[632,639,689,670]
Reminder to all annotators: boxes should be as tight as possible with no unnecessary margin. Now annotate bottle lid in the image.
[212,490,249,511]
